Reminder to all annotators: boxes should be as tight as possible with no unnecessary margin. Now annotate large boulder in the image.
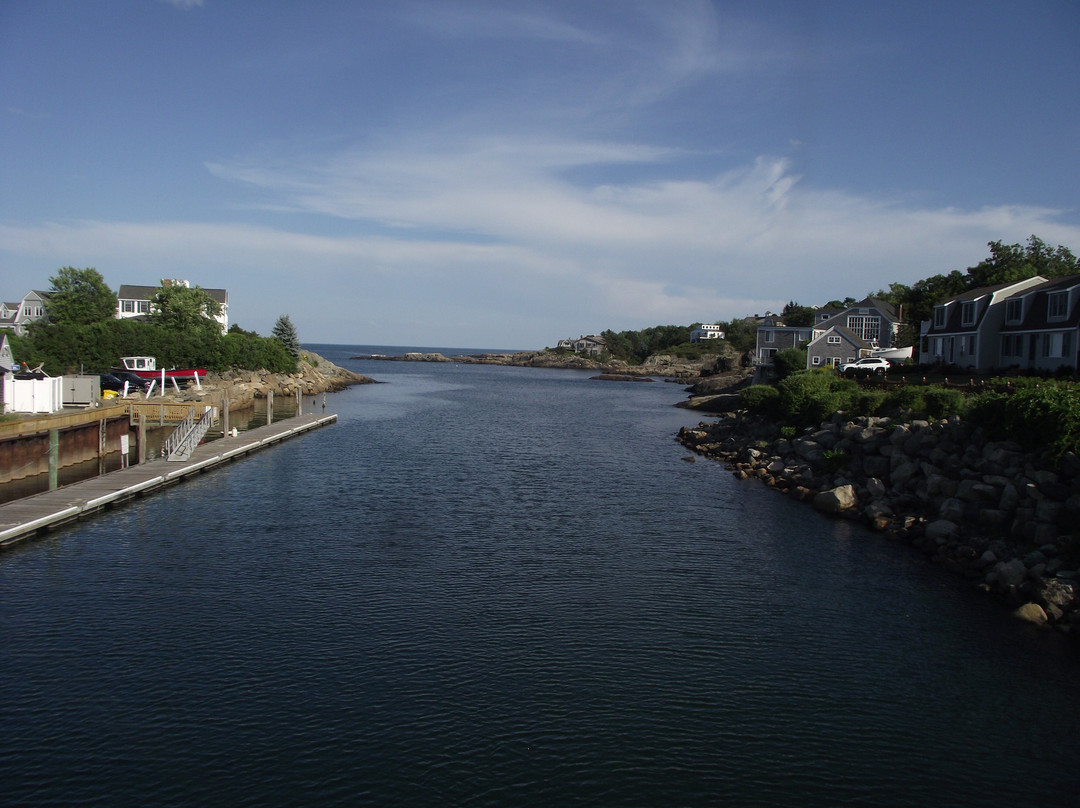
[813,484,857,514]
[1013,602,1048,625]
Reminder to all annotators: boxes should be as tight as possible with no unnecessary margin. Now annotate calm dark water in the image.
[2,345,1078,807]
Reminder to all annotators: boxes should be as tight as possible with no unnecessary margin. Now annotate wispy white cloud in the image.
[4,142,1078,344]
[397,0,604,44]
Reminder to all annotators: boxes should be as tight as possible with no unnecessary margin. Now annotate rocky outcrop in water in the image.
[677,409,1080,638]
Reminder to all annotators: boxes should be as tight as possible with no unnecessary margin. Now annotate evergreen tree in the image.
[272,314,300,360]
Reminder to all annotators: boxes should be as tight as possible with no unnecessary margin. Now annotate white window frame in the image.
[1005,298,1022,324]
[961,301,976,326]
[933,307,946,329]
[811,356,821,366]
[1048,292,1068,321]
[846,315,879,342]
[826,335,841,344]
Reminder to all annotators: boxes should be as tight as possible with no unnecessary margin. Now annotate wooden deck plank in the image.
[0,413,337,548]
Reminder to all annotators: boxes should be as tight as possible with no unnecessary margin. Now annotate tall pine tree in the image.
[272,314,300,363]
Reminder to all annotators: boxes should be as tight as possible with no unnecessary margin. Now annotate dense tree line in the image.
[6,268,299,375]
[874,236,1080,348]
[589,235,1078,365]
[600,324,694,363]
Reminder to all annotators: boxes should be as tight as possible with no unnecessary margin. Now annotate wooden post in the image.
[98,417,107,476]
[322,393,326,412]
[267,390,273,425]
[222,393,230,437]
[48,428,59,491]
[296,388,302,416]
[137,411,147,465]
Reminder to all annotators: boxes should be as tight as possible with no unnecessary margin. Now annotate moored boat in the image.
[114,356,208,381]
[870,346,914,362]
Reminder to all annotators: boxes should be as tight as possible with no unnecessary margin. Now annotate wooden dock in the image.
[0,412,337,549]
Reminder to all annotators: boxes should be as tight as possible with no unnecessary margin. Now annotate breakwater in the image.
[678,410,1080,637]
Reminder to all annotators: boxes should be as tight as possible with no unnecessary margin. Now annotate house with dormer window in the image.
[997,274,1080,372]
[922,277,1047,370]
[117,281,229,333]
[0,291,51,336]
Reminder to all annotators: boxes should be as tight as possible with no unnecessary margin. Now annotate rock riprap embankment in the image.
[678,410,1080,636]
[162,351,374,409]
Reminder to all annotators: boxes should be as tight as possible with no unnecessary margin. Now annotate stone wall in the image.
[677,410,1080,637]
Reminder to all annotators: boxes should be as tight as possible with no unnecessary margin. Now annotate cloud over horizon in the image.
[1,1,1078,345]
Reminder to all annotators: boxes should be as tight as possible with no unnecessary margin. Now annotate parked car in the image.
[840,357,890,376]
[111,370,152,393]
[99,373,126,393]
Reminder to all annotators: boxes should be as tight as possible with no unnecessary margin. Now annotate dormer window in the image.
[933,306,946,329]
[961,301,976,326]
[1048,291,1068,321]
[1005,298,1023,323]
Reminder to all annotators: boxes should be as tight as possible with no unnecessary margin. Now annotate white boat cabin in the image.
[121,356,159,371]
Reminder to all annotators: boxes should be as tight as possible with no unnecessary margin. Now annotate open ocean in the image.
[2,344,1078,807]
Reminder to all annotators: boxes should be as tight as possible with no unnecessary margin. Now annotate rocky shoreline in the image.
[677,407,1080,639]
[155,350,375,410]
[352,348,735,381]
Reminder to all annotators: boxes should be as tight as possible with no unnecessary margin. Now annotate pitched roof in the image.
[807,324,871,350]
[118,284,228,304]
[1000,274,1080,333]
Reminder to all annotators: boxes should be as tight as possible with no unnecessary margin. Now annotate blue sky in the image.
[2,0,1078,348]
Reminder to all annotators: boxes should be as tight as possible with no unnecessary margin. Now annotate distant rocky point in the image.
[350,347,753,384]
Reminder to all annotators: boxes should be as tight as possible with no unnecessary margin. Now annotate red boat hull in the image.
[115,368,207,380]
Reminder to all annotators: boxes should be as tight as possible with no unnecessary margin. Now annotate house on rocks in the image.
[556,334,607,356]
[690,324,725,342]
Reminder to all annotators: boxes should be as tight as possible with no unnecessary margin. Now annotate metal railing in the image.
[163,406,216,462]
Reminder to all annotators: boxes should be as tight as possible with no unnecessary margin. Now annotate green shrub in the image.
[12,318,297,375]
[776,370,858,426]
[968,383,1080,457]
[740,384,780,415]
[922,387,968,419]
[771,348,807,380]
[1006,384,1080,457]
[855,389,888,417]
[882,385,927,415]
[967,390,1010,429]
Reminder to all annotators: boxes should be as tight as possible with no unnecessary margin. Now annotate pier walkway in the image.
[0,412,337,549]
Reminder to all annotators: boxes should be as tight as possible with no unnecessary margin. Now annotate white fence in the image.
[2,374,64,414]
